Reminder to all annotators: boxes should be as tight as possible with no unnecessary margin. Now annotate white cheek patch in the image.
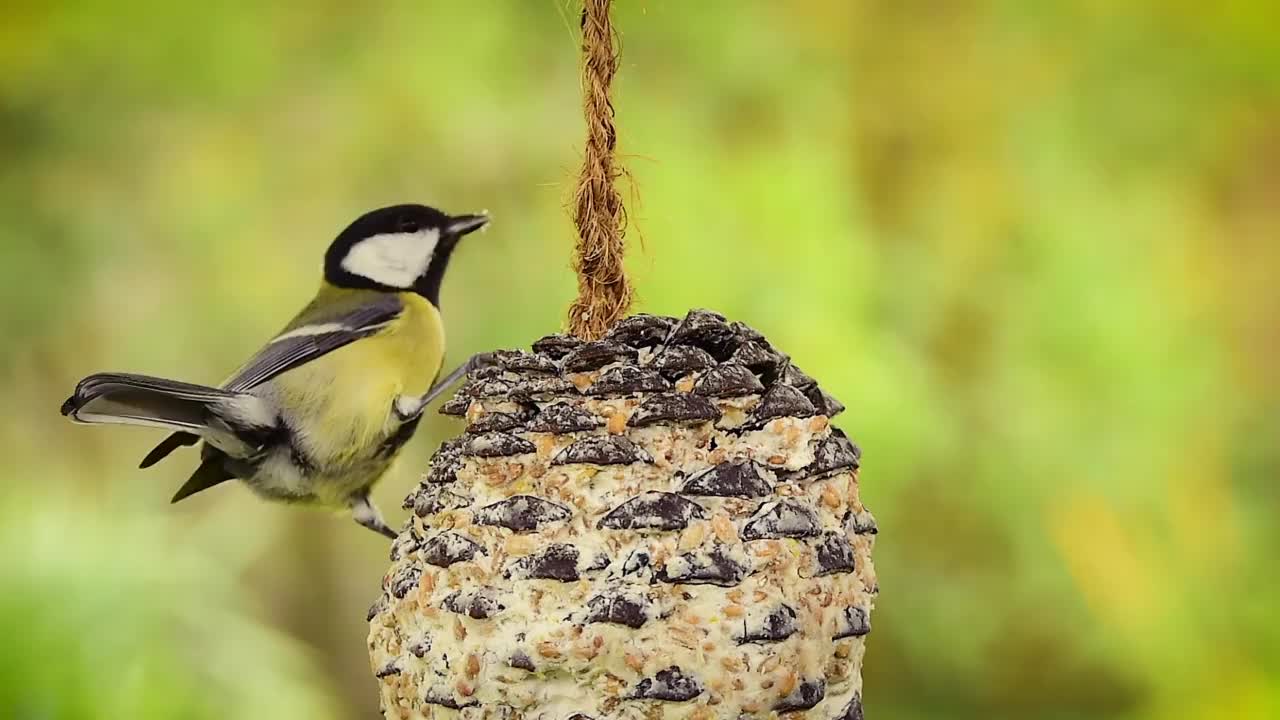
[341,229,439,288]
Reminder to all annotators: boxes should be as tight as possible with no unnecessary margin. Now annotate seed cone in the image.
[369,310,876,719]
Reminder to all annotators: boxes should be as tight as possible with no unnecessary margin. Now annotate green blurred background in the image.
[3,1,1278,718]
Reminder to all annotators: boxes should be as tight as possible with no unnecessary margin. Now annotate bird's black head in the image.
[324,204,488,305]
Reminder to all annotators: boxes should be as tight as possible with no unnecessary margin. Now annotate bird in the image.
[60,203,491,538]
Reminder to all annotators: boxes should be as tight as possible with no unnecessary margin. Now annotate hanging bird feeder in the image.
[366,2,877,718]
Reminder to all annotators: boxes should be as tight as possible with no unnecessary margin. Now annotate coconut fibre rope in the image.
[567,0,633,340]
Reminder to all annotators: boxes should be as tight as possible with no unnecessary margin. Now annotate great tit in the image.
[60,204,490,538]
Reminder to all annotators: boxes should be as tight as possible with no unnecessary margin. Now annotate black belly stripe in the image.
[238,418,289,453]
[289,441,316,475]
[249,419,319,481]
[379,415,423,459]
[256,419,315,476]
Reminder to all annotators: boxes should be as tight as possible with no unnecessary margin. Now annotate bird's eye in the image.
[396,217,420,233]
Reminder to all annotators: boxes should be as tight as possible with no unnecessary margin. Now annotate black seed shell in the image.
[814,532,858,576]
[774,679,826,712]
[425,453,462,484]
[507,375,576,400]
[389,566,421,599]
[839,695,866,720]
[469,365,508,381]
[845,509,879,535]
[423,690,478,710]
[741,499,822,540]
[552,435,652,466]
[621,549,651,577]
[405,486,470,515]
[584,591,650,628]
[604,314,676,347]
[508,543,580,582]
[789,429,862,481]
[367,594,388,622]
[628,393,722,427]
[745,382,817,427]
[474,495,572,533]
[730,320,766,342]
[462,432,537,458]
[729,339,782,371]
[425,439,465,484]
[527,402,603,433]
[656,546,750,586]
[530,333,582,359]
[562,340,638,372]
[437,393,471,416]
[649,344,717,378]
[465,410,531,434]
[459,377,514,398]
[584,364,670,396]
[835,606,872,639]
[668,309,738,360]
[491,349,559,373]
[443,587,506,619]
[508,651,536,671]
[693,363,764,397]
[389,531,421,562]
[736,604,799,644]
[806,384,846,417]
[631,666,703,701]
[680,459,773,498]
[780,362,817,389]
[599,492,707,531]
[421,533,486,568]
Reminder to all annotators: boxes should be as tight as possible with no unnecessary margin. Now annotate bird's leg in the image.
[350,492,396,539]
[393,351,500,422]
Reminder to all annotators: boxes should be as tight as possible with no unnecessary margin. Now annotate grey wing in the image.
[224,295,404,392]
[139,294,404,469]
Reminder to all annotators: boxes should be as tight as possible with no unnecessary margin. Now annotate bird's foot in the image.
[393,351,500,422]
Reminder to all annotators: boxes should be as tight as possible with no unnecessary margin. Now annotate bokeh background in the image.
[3,1,1278,718]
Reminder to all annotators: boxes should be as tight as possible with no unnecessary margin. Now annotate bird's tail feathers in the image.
[60,374,270,455]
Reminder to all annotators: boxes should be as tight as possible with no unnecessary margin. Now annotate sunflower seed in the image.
[475,495,572,533]
[631,666,703,701]
[680,459,773,498]
[599,492,707,531]
[628,393,722,427]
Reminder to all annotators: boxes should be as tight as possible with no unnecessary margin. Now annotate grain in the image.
[777,671,797,697]
[712,514,737,544]
[821,483,841,509]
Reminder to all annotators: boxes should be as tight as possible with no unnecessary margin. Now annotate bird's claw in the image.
[351,492,397,540]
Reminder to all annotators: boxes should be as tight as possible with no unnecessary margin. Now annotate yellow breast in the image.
[376,292,447,397]
[267,293,445,470]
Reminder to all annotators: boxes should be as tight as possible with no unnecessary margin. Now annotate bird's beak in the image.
[447,212,490,237]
